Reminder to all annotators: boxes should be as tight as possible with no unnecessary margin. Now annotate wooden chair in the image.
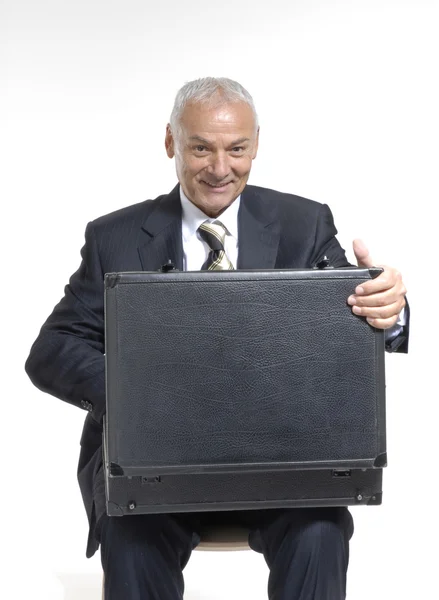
[196,524,250,551]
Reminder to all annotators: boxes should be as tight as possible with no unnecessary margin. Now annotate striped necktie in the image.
[198,220,234,271]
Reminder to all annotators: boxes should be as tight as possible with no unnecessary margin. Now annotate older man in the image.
[25,77,408,600]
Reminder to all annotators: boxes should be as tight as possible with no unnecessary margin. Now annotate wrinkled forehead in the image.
[179,100,257,139]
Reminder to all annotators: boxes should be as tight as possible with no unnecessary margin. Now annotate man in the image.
[25,77,408,600]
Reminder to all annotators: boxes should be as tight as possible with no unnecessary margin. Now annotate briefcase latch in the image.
[314,256,333,269]
[160,260,178,273]
[331,469,352,478]
[142,476,162,484]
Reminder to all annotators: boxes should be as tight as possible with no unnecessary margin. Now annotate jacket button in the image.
[80,400,87,408]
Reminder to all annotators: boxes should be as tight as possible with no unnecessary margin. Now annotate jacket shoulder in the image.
[246,185,324,215]
[89,194,164,233]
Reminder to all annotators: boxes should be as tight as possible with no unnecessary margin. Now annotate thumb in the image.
[353,238,375,268]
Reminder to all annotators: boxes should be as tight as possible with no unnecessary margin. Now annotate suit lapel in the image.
[138,185,184,271]
[138,184,280,272]
[237,186,280,269]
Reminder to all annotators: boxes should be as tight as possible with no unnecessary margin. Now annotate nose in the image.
[207,152,231,181]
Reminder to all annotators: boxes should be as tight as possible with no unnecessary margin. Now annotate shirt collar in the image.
[179,185,240,243]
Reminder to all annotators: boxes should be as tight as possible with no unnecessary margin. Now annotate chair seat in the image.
[196,524,250,551]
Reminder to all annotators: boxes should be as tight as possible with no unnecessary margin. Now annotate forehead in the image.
[180,101,256,138]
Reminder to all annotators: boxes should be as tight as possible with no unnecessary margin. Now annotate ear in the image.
[252,127,260,159]
[165,124,175,158]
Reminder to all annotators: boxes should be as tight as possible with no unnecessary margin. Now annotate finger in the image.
[348,288,406,308]
[353,239,375,268]
[366,315,399,330]
[351,301,402,320]
[353,269,404,296]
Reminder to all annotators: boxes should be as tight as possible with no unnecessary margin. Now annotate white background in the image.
[2,0,438,598]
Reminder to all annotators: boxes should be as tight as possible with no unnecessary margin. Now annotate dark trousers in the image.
[99,508,353,600]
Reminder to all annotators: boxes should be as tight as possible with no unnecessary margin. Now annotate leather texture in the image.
[104,268,386,514]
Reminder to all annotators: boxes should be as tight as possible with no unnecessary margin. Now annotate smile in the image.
[202,181,231,189]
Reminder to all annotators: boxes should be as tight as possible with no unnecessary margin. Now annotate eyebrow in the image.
[228,137,250,146]
[188,136,250,146]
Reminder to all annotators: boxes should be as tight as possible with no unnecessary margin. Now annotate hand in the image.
[347,239,407,330]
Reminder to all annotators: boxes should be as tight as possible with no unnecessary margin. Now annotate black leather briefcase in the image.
[103,268,386,516]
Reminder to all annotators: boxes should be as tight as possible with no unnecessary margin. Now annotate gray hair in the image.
[169,77,258,141]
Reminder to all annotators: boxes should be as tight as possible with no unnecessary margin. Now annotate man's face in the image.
[165,100,259,217]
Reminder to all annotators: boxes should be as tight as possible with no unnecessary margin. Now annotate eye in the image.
[231,146,244,153]
[194,145,208,152]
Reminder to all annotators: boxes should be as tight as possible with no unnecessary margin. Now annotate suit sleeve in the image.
[25,222,106,424]
[309,203,351,268]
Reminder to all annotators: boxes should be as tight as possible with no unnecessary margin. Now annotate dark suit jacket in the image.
[25,183,408,558]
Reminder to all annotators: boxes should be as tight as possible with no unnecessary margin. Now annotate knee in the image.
[267,519,349,600]
[281,508,353,554]
[297,519,345,553]
[101,514,167,554]
[100,513,194,568]
[100,516,188,599]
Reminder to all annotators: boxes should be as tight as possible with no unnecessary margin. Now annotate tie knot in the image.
[198,220,227,251]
